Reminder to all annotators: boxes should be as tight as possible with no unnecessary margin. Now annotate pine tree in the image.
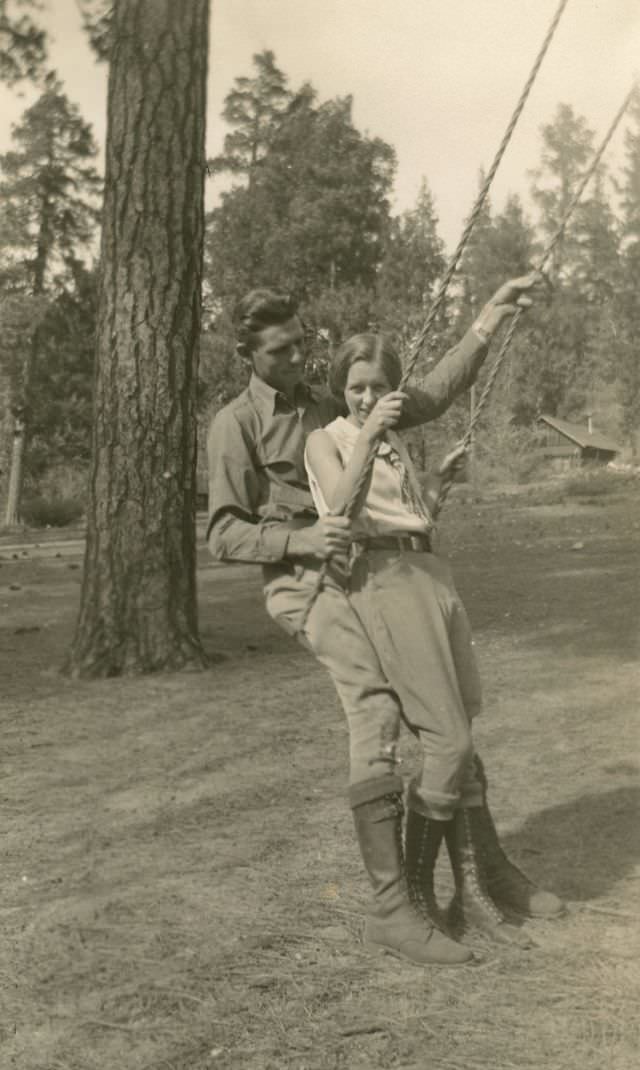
[377,178,446,341]
[451,184,539,460]
[0,291,48,511]
[530,103,595,279]
[205,183,262,300]
[456,173,495,319]
[209,49,291,187]
[265,92,395,293]
[0,74,101,287]
[0,74,101,525]
[523,105,623,428]
[67,0,210,677]
[572,171,619,304]
[204,55,295,299]
[27,265,98,479]
[570,170,621,427]
[77,0,113,61]
[619,87,640,249]
[615,88,640,455]
[0,0,46,85]
[477,194,538,425]
[492,195,537,278]
[458,184,536,313]
[456,185,536,420]
[205,77,396,301]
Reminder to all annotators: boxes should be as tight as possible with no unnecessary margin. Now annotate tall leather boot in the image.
[445,807,533,948]
[472,756,565,918]
[404,784,447,930]
[351,782,472,966]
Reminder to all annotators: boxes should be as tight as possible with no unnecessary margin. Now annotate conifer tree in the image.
[67,0,210,677]
[530,103,595,279]
[0,74,101,524]
[377,178,446,342]
[615,89,640,454]
[524,105,622,425]
[209,49,291,187]
[0,0,46,85]
[205,68,396,301]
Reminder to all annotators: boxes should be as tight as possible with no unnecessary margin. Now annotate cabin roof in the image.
[538,414,620,454]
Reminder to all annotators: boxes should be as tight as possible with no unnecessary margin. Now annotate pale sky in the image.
[1,0,638,249]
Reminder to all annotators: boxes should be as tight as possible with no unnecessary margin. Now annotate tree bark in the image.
[4,412,25,527]
[2,194,50,528]
[3,328,38,528]
[67,0,209,676]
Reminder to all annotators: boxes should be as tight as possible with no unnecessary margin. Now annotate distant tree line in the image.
[201,53,640,472]
[1,45,639,525]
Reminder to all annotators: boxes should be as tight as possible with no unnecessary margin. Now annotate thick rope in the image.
[297,0,569,632]
[399,0,570,389]
[433,80,638,519]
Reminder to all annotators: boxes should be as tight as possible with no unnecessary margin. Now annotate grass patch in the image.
[563,468,639,499]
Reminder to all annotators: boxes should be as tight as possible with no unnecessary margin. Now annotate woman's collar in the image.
[335,416,396,456]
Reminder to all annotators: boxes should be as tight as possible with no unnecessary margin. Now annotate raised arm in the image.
[400,274,538,429]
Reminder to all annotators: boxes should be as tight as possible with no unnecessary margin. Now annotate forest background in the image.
[1,5,639,529]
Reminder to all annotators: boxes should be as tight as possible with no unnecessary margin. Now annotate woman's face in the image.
[344,358,393,426]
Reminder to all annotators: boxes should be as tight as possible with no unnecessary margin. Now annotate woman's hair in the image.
[233,288,300,358]
[328,333,402,401]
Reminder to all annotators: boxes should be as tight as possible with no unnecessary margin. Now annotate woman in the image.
[304,333,556,960]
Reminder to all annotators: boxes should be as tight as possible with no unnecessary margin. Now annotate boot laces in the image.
[463,811,504,924]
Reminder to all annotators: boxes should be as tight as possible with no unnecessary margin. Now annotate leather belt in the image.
[353,533,431,553]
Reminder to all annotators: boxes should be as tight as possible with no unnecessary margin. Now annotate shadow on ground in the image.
[500,784,640,903]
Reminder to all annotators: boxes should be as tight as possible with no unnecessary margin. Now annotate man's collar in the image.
[248,373,313,413]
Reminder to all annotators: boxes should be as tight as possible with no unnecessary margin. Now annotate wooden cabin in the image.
[537,414,621,470]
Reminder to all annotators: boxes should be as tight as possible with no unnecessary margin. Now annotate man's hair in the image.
[233,289,300,358]
[328,333,402,401]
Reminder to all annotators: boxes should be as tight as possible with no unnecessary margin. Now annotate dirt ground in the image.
[1,484,639,1070]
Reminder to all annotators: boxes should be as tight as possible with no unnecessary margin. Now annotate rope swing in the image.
[298,0,570,630]
[433,79,638,519]
[397,0,571,391]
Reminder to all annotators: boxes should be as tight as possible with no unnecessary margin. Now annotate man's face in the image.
[250,316,306,398]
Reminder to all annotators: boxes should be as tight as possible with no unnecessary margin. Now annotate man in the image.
[207,280,564,967]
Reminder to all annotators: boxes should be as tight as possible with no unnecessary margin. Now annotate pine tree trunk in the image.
[4,412,25,527]
[3,331,38,530]
[67,0,209,677]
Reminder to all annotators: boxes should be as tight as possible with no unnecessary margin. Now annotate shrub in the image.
[21,496,85,528]
[473,422,543,486]
[562,468,637,499]
[30,463,89,502]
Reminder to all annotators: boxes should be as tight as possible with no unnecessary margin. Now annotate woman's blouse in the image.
[304,416,433,537]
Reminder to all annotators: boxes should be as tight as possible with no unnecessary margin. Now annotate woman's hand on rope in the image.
[472,272,541,342]
[361,391,409,443]
[288,515,352,560]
